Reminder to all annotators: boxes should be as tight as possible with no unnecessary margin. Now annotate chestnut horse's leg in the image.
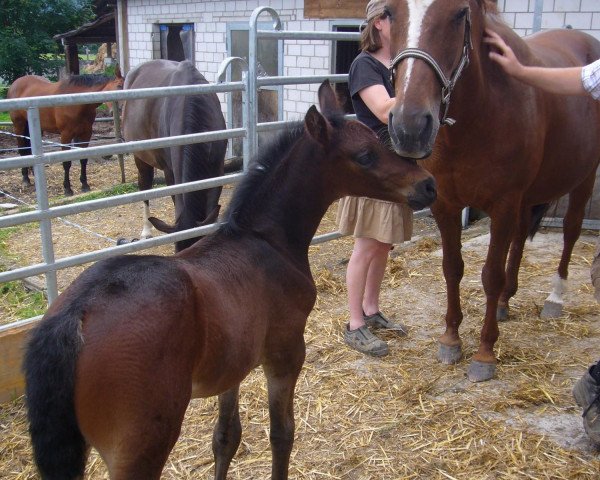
[542,171,597,318]
[498,207,532,320]
[212,386,242,479]
[60,131,75,196]
[432,203,465,365]
[470,207,516,382]
[263,340,306,480]
[134,156,155,239]
[12,118,33,186]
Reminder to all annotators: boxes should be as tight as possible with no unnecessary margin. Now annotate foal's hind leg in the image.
[212,386,242,479]
[73,134,92,192]
[542,174,596,318]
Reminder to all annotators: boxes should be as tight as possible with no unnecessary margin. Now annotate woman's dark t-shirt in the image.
[348,51,394,141]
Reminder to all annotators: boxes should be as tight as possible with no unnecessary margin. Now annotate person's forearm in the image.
[512,65,586,96]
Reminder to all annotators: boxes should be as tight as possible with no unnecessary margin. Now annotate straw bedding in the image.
[1,156,599,478]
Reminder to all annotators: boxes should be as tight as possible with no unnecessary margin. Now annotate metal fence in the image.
[0,7,367,332]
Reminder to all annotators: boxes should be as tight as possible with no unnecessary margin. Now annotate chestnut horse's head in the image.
[103,65,125,92]
[307,81,436,210]
[387,0,485,158]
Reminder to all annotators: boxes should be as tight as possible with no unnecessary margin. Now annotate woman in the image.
[337,0,412,357]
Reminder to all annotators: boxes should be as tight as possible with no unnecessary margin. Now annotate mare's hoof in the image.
[496,304,509,322]
[22,179,32,187]
[438,343,462,364]
[64,189,74,197]
[467,360,496,382]
[541,300,563,319]
[81,185,91,193]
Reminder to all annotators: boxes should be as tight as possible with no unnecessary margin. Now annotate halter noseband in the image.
[389,9,473,126]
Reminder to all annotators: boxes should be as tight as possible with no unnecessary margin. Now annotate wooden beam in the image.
[0,320,38,404]
[304,0,367,19]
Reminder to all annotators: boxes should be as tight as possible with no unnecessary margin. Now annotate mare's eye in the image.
[356,151,377,167]
[454,7,468,24]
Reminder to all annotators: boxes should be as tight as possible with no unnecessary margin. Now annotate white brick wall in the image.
[125,0,600,121]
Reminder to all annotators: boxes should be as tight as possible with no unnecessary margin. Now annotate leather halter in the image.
[389,9,473,126]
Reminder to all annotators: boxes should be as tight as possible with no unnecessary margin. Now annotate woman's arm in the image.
[484,29,586,96]
[358,84,397,124]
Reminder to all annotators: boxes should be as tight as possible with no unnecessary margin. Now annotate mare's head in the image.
[308,81,436,210]
[387,0,491,157]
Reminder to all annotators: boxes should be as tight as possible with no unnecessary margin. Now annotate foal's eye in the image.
[355,151,377,167]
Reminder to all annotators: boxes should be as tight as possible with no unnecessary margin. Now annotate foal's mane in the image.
[219,122,305,235]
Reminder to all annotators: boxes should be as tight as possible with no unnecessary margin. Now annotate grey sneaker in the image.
[363,311,408,336]
[573,365,600,445]
[344,325,389,357]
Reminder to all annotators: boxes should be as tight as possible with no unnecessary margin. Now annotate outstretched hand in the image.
[483,29,523,77]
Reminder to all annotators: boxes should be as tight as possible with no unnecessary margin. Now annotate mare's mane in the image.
[62,74,113,88]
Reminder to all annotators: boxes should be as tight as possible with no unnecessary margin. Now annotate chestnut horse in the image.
[387,0,600,381]
[23,81,436,480]
[122,60,227,251]
[7,68,124,196]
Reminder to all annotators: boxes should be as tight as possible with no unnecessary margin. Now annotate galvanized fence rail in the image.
[0,8,367,333]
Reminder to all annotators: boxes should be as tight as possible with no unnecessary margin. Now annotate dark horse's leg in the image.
[73,135,92,193]
[135,156,155,239]
[263,338,306,480]
[212,386,242,480]
[541,171,597,318]
[432,202,465,365]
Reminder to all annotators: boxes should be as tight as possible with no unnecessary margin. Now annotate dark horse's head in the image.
[387,0,487,158]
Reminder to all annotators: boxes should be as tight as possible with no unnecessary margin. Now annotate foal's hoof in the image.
[22,179,32,187]
[541,300,563,319]
[117,238,140,246]
[467,360,496,382]
[496,304,509,322]
[438,343,462,364]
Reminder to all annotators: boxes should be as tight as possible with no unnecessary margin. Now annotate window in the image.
[154,24,194,62]
[332,24,361,113]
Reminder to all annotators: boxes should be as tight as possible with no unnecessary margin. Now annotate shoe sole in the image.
[343,338,388,357]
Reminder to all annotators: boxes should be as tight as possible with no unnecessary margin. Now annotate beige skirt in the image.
[336,196,413,245]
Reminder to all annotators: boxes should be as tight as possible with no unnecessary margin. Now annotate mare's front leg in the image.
[264,336,306,480]
[432,203,465,364]
[60,131,76,196]
[12,119,33,186]
[212,386,242,480]
[469,207,515,382]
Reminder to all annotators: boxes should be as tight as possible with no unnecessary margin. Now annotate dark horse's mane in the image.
[63,74,113,88]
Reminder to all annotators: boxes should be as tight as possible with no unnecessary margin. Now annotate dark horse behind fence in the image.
[7,68,124,196]
[122,59,227,252]
[387,0,600,382]
[23,81,436,480]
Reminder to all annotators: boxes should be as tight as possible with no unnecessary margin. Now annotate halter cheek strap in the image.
[389,9,473,126]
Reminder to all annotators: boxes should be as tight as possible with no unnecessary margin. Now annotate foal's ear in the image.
[317,80,341,117]
[304,105,330,147]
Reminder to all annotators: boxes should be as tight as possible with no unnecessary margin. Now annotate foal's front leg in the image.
[213,386,242,480]
[264,339,306,480]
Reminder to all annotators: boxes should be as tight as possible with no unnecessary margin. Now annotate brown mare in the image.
[387,0,600,381]
[23,81,436,480]
[7,68,124,196]
[122,60,227,251]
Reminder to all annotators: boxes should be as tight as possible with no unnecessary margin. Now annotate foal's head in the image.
[387,0,488,157]
[307,81,436,210]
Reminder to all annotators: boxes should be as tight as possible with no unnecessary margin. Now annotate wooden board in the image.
[0,320,38,404]
[304,0,367,19]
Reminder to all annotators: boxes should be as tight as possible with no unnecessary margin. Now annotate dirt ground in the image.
[1,122,600,478]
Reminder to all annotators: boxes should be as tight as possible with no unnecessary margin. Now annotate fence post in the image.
[112,101,126,183]
[27,107,58,304]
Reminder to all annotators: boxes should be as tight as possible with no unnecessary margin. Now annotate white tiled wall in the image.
[125,0,600,120]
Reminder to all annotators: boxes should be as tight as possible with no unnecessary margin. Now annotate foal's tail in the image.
[24,303,87,479]
[529,203,551,240]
